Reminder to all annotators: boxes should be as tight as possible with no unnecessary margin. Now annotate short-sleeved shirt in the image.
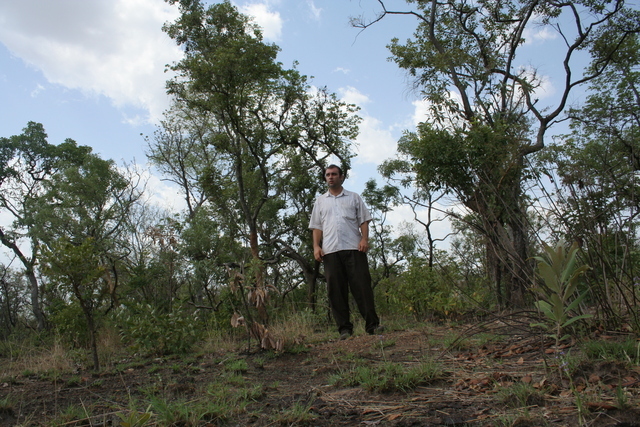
[308,189,372,255]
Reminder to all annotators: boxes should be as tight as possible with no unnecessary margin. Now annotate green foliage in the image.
[118,304,203,356]
[47,301,93,348]
[531,240,592,343]
[537,34,640,330]
[384,260,469,319]
[65,375,82,388]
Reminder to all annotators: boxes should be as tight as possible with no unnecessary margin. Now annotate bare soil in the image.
[2,320,640,426]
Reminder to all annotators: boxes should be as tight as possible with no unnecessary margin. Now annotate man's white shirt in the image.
[309,189,372,255]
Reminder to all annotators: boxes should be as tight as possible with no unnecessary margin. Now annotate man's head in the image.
[324,164,345,192]
[324,164,344,182]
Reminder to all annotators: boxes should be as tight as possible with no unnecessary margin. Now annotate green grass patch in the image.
[497,382,545,408]
[329,359,443,392]
[582,338,640,364]
[270,399,317,425]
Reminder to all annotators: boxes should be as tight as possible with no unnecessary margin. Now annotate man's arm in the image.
[312,228,324,261]
[358,220,370,253]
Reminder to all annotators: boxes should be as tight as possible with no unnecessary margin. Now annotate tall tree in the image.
[0,122,91,329]
[362,0,640,307]
[162,0,359,334]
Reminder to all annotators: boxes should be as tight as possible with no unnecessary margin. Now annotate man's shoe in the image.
[339,331,352,340]
[368,325,385,335]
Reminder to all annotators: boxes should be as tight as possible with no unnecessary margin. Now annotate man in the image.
[309,164,383,339]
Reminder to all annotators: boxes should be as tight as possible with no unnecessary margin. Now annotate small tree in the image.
[41,238,105,370]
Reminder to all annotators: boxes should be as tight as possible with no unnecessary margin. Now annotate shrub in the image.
[117,304,203,356]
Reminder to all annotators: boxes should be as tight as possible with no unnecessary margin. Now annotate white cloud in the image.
[354,116,397,165]
[144,170,187,213]
[524,26,558,45]
[333,67,350,74]
[412,99,430,127]
[307,1,322,21]
[411,91,463,128]
[239,2,283,41]
[518,65,556,100]
[339,85,370,107]
[337,86,397,165]
[30,83,45,98]
[125,163,186,214]
[385,203,454,247]
[0,0,182,123]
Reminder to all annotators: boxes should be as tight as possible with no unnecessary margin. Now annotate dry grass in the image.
[96,326,125,368]
[201,327,246,354]
[0,338,75,378]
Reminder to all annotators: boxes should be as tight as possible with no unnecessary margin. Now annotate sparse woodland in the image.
[1,0,640,425]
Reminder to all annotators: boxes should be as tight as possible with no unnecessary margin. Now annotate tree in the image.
[41,238,105,370]
[361,179,406,286]
[0,266,28,338]
[162,0,360,342]
[32,150,141,370]
[360,0,640,307]
[0,122,92,329]
[538,33,640,328]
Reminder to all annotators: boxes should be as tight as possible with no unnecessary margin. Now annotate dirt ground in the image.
[2,319,640,426]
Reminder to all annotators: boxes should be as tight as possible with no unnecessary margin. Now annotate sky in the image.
[0,0,599,248]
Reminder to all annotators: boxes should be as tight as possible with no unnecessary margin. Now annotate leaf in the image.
[230,312,245,328]
[561,314,593,328]
[566,292,588,312]
[538,262,560,293]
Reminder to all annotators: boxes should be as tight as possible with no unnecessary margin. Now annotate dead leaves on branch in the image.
[230,312,285,351]
[227,263,284,351]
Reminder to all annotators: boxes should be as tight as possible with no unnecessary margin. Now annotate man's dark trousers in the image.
[323,250,379,334]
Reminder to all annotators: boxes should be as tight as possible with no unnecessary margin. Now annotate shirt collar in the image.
[324,189,348,198]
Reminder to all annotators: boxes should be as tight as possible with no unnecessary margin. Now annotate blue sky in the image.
[0,0,593,244]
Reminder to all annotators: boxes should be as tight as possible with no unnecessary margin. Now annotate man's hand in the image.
[359,221,370,252]
[314,246,324,262]
[312,229,324,262]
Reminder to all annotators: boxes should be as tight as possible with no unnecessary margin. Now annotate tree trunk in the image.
[27,267,46,330]
[0,231,46,330]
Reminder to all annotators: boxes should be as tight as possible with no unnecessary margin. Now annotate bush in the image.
[383,260,472,319]
[48,301,93,348]
[117,304,203,356]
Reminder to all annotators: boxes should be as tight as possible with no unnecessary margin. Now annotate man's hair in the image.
[324,164,344,181]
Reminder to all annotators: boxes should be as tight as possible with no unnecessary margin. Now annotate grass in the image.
[141,375,266,426]
[0,339,76,380]
[270,399,318,425]
[582,338,640,365]
[222,357,249,373]
[49,404,92,425]
[497,382,546,408]
[4,313,637,426]
[65,375,82,387]
[329,358,444,392]
[0,395,14,415]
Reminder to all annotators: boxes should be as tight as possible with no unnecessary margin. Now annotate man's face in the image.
[324,167,343,187]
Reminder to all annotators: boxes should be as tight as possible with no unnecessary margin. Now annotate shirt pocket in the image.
[339,199,357,221]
